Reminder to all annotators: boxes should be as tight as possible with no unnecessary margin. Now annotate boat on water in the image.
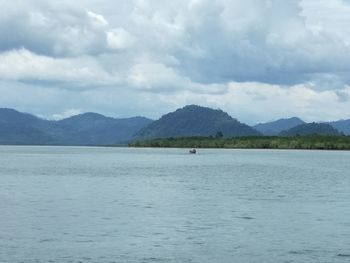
[189,148,197,154]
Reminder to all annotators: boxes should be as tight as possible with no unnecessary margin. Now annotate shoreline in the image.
[129,135,350,151]
[2,135,350,151]
[128,146,350,151]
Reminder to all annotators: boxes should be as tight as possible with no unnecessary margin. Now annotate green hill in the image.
[135,105,260,139]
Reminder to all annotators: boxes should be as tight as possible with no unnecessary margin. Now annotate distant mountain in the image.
[328,119,350,135]
[135,105,260,139]
[254,117,305,135]
[279,122,343,136]
[0,108,152,145]
[0,122,53,145]
[0,108,52,145]
[52,113,153,145]
[0,108,42,124]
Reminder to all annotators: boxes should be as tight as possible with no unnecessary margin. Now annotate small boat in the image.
[189,148,196,154]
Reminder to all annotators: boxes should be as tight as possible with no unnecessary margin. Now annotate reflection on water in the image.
[0,146,350,263]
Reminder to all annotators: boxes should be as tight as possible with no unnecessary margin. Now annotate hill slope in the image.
[135,105,260,139]
[279,122,342,136]
[0,108,53,145]
[254,117,305,135]
[328,119,350,135]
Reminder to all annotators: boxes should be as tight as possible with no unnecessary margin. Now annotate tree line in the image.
[129,135,350,150]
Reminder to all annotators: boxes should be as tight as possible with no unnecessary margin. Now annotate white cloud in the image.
[51,109,83,120]
[1,78,349,123]
[127,61,185,89]
[87,10,109,27]
[106,28,135,50]
[302,0,350,43]
[127,58,227,94]
[0,49,120,87]
[161,82,350,124]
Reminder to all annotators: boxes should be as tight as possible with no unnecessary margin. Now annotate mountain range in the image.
[0,108,152,145]
[0,106,349,145]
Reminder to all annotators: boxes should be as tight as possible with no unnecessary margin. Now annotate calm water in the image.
[0,146,350,263]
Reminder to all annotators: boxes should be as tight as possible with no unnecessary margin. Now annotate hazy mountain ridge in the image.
[255,117,350,136]
[279,123,343,136]
[254,117,305,135]
[328,119,350,135]
[50,113,153,145]
[0,108,152,145]
[0,108,52,145]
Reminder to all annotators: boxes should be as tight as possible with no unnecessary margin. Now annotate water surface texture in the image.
[1,146,350,263]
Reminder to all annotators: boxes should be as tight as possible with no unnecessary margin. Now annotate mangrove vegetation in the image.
[129,135,350,150]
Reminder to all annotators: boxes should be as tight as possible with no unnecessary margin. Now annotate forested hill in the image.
[135,105,260,139]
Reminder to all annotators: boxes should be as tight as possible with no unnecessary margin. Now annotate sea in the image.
[0,146,350,263]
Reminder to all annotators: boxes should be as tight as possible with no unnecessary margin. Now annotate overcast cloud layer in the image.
[0,0,350,123]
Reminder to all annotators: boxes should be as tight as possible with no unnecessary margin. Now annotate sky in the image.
[1,0,350,124]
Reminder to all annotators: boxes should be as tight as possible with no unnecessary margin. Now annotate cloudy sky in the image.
[1,0,350,124]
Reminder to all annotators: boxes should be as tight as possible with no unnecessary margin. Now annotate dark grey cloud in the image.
[153,0,350,86]
[2,0,350,86]
[0,0,110,57]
